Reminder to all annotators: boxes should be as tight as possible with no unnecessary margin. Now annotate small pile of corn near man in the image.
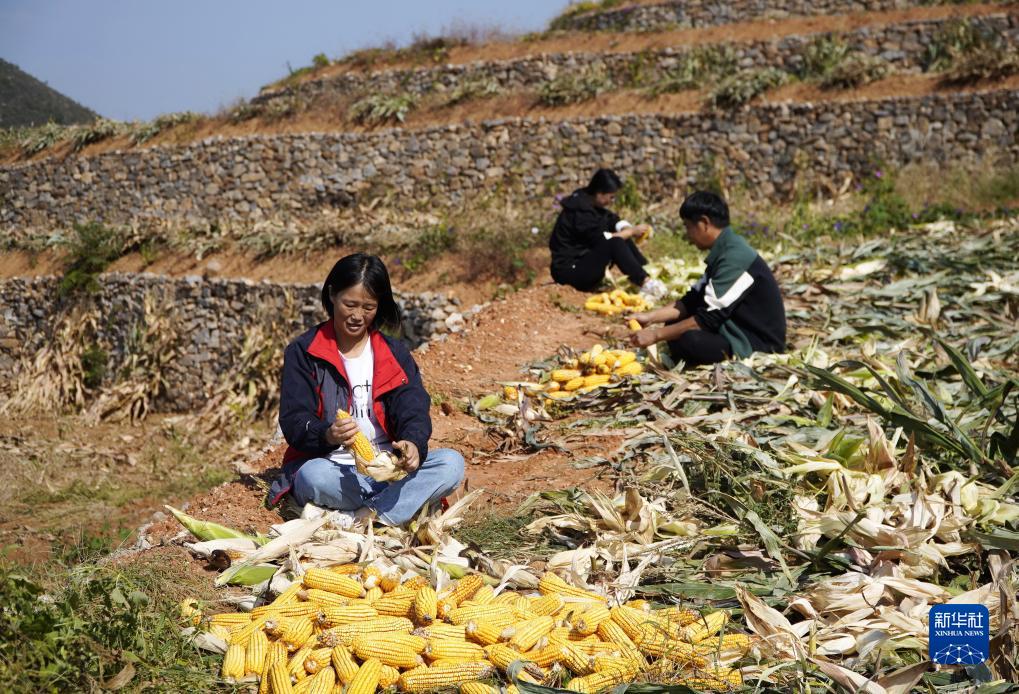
[583,289,651,316]
[503,344,644,403]
[192,566,749,693]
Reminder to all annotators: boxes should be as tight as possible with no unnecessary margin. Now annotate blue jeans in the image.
[291,448,465,526]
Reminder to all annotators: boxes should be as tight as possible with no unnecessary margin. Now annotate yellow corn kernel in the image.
[529,593,564,617]
[320,603,378,627]
[538,573,606,603]
[630,626,706,667]
[471,585,495,605]
[683,668,743,690]
[245,629,269,675]
[448,604,513,626]
[301,588,349,610]
[379,570,402,593]
[460,683,500,694]
[680,611,728,643]
[627,319,641,332]
[571,605,611,637]
[425,639,486,662]
[208,623,232,641]
[522,643,562,668]
[258,640,289,694]
[268,616,316,652]
[303,568,365,599]
[581,374,611,388]
[492,591,521,605]
[558,642,595,675]
[210,612,251,627]
[231,613,272,645]
[414,586,438,625]
[465,619,508,646]
[328,564,363,575]
[347,658,383,694]
[507,615,556,652]
[563,377,585,392]
[551,369,582,383]
[352,634,427,669]
[565,672,624,693]
[288,643,315,680]
[306,666,336,694]
[380,664,401,688]
[592,655,641,678]
[321,617,414,646]
[608,606,659,641]
[503,385,519,400]
[614,362,642,377]
[398,662,495,692]
[337,409,378,466]
[414,623,467,640]
[305,647,333,674]
[362,565,383,590]
[269,661,296,694]
[221,642,245,679]
[330,644,360,684]
[694,633,752,658]
[365,587,384,603]
[596,620,643,662]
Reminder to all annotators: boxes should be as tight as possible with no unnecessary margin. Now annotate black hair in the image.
[680,191,731,229]
[584,168,623,195]
[321,253,402,332]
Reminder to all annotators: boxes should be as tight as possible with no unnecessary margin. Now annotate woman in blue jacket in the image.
[269,253,464,525]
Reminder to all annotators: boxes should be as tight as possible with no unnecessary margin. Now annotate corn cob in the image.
[374,594,415,618]
[328,564,363,575]
[448,604,513,626]
[352,634,427,669]
[379,570,402,593]
[471,585,495,605]
[448,574,485,604]
[465,619,509,646]
[565,672,625,693]
[529,593,564,617]
[507,615,555,652]
[362,565,383,590]
[221,642,246,679]
[245,629,269,675]
[538,573,606,603]
[694,633,752,658]
[429,658,496,670]
[680,611,728,643]
[563,377,585,392]
[683,668,743,690]
[269,616,316,652]
[398,662,495,692]
[365,586,384,603]
[592,655,641,678]
[609,606,660,641]
[232,613,272,645]
[571,605,611,636]
[323,616,414,645]
[321,603,379,627]
[551,369,582,383]
[330,644,360,684]
[559,642,595,675]
[304,568,366,599]
[414,586,438,624]
[336,409,378,466]
[347,658,383,694]
[380,664,401,688]
[305,647,333,674]
[596,620,644,663]
[401,576,431,592]
[425,639,487,662]
[614,362,642,377]
[301,589,350,610]
[294,676,314,694]
[180,598,203,626]
[307,667,336,694]
[627,319,642,331]
[460,683,500,694]
[210,612,252,627]
[269,661,296,694]
[259,640,289,694]
[414,623,467,640]
[521,643,562,668]
[493,591,521,605]
[581,374,611,388]
[630,626,706,667]
[288,643,316,679]
[209,623,232,641]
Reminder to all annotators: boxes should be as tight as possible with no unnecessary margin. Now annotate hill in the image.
[0,57,98,127]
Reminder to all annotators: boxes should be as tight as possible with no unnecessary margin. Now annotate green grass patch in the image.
[457,513,558,563]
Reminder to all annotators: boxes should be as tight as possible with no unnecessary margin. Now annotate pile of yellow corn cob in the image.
[584,290,650,316]
[502,345,643,404]
[197,567,748,693]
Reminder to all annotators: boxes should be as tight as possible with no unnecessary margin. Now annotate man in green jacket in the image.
[629,191,786,366]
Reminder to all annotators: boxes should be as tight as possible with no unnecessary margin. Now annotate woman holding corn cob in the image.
[270,253,464,526]
[549,168,667,301]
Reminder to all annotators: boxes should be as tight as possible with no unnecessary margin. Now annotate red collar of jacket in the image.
[307,322,409,399]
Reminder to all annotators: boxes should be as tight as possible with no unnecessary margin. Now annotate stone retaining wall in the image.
[552,0,999,32]
[0,274,474,411]
[2,89,1017,235]
[251,14,1018,105]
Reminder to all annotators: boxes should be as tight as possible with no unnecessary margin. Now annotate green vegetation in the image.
[80,344,108,390]
[402,225,457,272]
[443,78,500,107]
[57,222,125,296]
[644,46,738,96]
[349,92,418,125]
[0,556,230,692]
[537,67,614,106]
[800,35,850,79]
[820,53,889,89]
[547,0,624,31]
[708,68,787,108]
[0,58,98,128]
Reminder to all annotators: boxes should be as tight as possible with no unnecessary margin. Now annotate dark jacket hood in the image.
[560,189,596,212]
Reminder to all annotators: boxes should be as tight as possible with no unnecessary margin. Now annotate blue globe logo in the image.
[933,643,986,665]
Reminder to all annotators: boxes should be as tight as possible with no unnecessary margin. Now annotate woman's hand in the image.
[614,226,638,240]
[630,327,661,349]
[392,441,421,472]
[325,416,361,447]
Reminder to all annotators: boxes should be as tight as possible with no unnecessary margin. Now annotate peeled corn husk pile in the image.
[192,566,748,693]
[584,290,650,316]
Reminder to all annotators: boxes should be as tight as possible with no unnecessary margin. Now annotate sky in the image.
[0,0,568,122]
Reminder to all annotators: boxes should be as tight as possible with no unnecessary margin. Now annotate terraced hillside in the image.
[1,2,1019,689]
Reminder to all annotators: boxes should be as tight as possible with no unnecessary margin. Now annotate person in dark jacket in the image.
[269,253,464,525]
[629,191,785,367]
[549,169,667,300]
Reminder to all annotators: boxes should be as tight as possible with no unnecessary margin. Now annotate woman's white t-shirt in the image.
[328,340,393,466]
